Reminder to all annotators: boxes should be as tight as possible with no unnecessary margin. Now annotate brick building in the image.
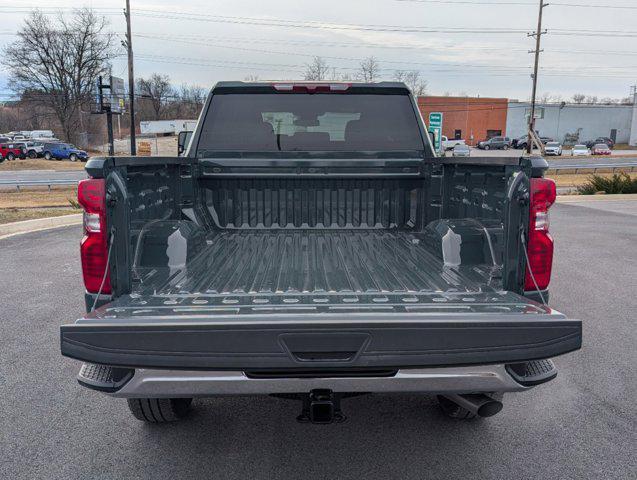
[417,96,509,146]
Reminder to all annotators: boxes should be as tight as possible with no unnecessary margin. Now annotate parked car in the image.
[42,142,88,161]
[477,136,511,150]
[61,81,581,425]
[452,143,471,157]
[571,144,590,156]
[586,137,614,149]
[591,143,611,155]
[0,142,27,160]
[515,136,554,150]
[441,135,466,151]
[14,141,43,159]
[544,142,562,156]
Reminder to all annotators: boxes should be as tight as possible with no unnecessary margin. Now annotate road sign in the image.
[95,76,126,114]
[110,76,126,114]
[428,112,443,152]
[429,112,443,128]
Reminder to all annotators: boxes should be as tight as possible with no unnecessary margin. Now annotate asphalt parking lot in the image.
[1,200,636,479]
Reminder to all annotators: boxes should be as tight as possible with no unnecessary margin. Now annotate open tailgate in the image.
[61,291,581,370]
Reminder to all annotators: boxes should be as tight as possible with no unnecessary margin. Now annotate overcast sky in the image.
[1,0,636,101]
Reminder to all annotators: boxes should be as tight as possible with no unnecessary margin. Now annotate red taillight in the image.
[525,177,556,291]
[78,178,111,294]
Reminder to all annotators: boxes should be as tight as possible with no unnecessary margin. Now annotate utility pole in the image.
[124,0,136,155]
[527,0,548,155]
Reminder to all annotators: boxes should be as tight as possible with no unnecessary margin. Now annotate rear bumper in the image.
[98,364,531,398]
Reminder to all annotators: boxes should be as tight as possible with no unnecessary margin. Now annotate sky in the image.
[0,0,636,101]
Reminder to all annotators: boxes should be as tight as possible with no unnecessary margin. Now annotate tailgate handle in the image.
[280,333,370,363]
[292,351,358,362]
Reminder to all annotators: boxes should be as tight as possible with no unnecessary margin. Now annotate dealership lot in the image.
[1,200,635,480]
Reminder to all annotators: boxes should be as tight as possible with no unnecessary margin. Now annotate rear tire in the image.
[6,153,15,160]
[28,150,37,159]
[436,395,477,420]
[503,144,509,150]
[126,398,193,423]
[69,153,77,162]
[484,145,490,150]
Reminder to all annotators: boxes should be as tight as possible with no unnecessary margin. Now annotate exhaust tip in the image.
[477,400,503,417]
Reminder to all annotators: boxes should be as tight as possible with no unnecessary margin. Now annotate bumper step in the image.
[78,363,134,392]
[506,359,557,386]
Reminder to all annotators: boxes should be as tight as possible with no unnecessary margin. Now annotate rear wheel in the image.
[44,151,52,160]
[126,398,193,423]
[28,150,37,159]
[483,145,490,150]
[437,395,477,420]
[6,152,15,160]
[503,144,509,150]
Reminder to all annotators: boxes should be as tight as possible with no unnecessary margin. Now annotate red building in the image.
[417,96,509,146]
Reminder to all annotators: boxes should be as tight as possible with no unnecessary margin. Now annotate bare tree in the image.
[304,56,330,81]
[572,93,586,103]
[1,8,115,143]
[175,84,206,118]
[357,56,381,82]
[244,74,260,82]
[585,95,598,104]
[136,74,173,120]
[538,92,553,103]
[394,70,428,96]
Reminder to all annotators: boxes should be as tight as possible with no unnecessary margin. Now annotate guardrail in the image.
[547,162,637,174]
[0,179,79,191]
[0,162,635,190]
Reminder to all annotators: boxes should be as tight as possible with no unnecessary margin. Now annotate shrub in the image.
[577,173,637,195]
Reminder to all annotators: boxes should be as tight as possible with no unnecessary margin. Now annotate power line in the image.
[132,34,637,74]
[395,0,637,8]
[2,7,635,36]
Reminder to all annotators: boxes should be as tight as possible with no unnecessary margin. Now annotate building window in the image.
[486,129,502,139]
[454,129,462,140]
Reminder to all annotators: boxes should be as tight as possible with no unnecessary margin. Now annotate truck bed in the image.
[137,230,495,298]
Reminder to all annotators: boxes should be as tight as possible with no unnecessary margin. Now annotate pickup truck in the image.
[441,135,465,151]
[60,82,581,425]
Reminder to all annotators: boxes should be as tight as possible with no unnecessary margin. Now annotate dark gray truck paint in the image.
[61,82,581,374]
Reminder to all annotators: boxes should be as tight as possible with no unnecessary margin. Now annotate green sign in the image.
[428,112,443,152]
[429,112,443,128]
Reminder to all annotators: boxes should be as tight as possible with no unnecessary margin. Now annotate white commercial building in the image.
[506,93,637,146]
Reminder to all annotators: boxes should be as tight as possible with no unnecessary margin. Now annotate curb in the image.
[0,213,82,240]
[557,193,637,203]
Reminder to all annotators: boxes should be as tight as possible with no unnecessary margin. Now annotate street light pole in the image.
[124,0,136,155]
[527,0,548,155]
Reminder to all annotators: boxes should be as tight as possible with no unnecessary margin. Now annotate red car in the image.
[591,143,611,155]
[0,143,27,160]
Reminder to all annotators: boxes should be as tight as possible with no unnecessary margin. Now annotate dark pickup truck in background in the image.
[61,82,581,424]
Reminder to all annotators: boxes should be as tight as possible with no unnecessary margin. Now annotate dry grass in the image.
[0,186,78,208]
[0,207,78,225]
[0,159,86,171]
[548,172,637,187]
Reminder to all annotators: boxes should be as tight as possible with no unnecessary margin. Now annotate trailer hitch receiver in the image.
[298,389,345,424]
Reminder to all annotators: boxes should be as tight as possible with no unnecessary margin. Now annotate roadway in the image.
[1,154,636,189]
[1,199,636,479]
